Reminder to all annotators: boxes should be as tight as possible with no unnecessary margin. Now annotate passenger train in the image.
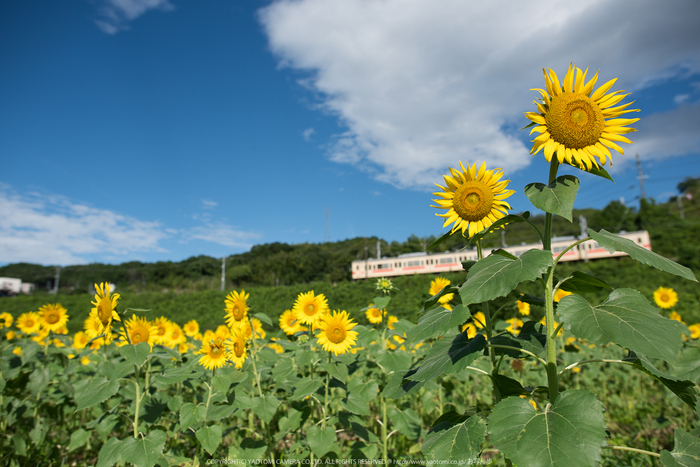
[351,230,651,280]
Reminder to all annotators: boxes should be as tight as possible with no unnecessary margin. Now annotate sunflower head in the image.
[365,305,384,325]
[472,311,486,329]
[654,286,679,309]
[386,315,399,330]
[199,337,229,371]
[553,289,573,303]
[16,312,41,334]
[293,291,330,327]
[38,303,69,332]
[316,310,359,356]
[433,162,514,238]
[72,331,90,350]
[183,320,199,337]
[0,312,14,328]
[525,64,640,169]
[151,317,173,345]
[122,315,156,349]
[429,278,454,305]
[242,318,266,341]
[225,290,250,330]
[91,282,120,344]
[375,278,394,294]
[227,330,247,369]
[280,310,307,336]
[517,300,531,316]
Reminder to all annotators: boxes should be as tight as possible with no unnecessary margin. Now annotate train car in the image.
[351,230,651,280]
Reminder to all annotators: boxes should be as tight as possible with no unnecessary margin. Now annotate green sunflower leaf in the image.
[422,286,459,312]
[489,389,606,467]
[118,343,151,367]
[254,313,273,326]
[660,428,700,467]
[291,378,323,401]
[426,229,458,251]
[587,229,698,282]
[120,430,166,467]
[388,407,422,440]
[196,425,222,456]
[406,304,471,343]
[460,249,552,306]
[673,347,700,383]
[96,437,122,467]
[558,271,612,294]
[557,289,685,362]
[179,402,201,431]
[308,426,337,457]
[422,414,486,461]
[75,377,120,411]
[343,379,379,416]
[564,160,614,182]
[524,175,580,221]
[407,333,486,382]
[253,396,280,424]
[372,296,391,311]
[382,368,425,399]
[376,350,412,374]
[68,428,91,452]
[624,351,698,410]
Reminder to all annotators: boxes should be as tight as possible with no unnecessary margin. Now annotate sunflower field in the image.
[3,64,700,467]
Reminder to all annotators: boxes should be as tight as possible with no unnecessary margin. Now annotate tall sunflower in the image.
[365,305,384,325]
[151,317,172,345]
[227,330,247,369]
[16,312,41,334]
[38,303,69,332]
[316,310,358,356]
[279,310,307,336]
[225,290,250,331]
[433,162,515,238]
[293,291,330,328]
[90,282,121,344]
[183,319,199,337]
[199,336,229,371]
[122,315,156,348]
[525,64,640,169]
[654,286,679,309]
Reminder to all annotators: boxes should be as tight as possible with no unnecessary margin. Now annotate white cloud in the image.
[628,102,700,163]
[674,94,691,104]
[260,0,700,188]
[183,223,261,248]
[95,0,174,34]
[303,127,316,141]
[0,185,167,265]
[202,199,218,209]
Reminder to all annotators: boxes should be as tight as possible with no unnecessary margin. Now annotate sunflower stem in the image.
[322,352,331,429]
[477,240,500,404]
[381,396,389,463]
[543,158,560,402]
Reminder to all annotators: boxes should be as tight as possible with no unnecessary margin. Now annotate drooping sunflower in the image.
[37,303,69,332]
[433,161,515,238]
[199,336,229,371]
[279,310,307,336]
[654,286,679,309]
[293,291,330,328]
[316,310,358,356]
[365,305,384,325]
[227,330,247,369]
[151,317,172,345]
[517,300,531,316]
[183,319,199,337]
[122,315,156,349]
[0,312,13,328]
[225,290,250,331]
[525,64,640,169]
[90,282,121,344]
[429,277,453,305]
[16,312,41,334]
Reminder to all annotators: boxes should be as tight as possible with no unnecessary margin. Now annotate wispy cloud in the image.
[630,102,700,164]
[202,199,218,209]
[95,0,174,34]
[260,0,700,188]
[302,127,316,141]
[0,185,167,265]
[183,223,261,248]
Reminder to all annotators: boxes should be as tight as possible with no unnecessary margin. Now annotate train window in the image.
[440,257,453,264]
[406,260,421,267]
[637,237,642,243]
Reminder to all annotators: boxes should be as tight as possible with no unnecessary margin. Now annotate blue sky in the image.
[1,0,699,266]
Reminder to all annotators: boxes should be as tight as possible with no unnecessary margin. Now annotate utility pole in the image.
[636,154,647,200]
[501,230,506,248]
[376,240,381,259]
[53,267,61,294]
[221,256,226,291]
[579,215,589,263]
[678,196,685,220]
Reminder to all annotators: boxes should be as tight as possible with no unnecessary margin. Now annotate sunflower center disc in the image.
[304,304,317,316]
[546,93,605,149]
[212,346,222,357]
[234,341,244,357]
[47,313,59,324]
[329,326,346,344]
[98,298,112,326]
[27,319,34,327]
[660,294,669,302]
[133,332,142,342]
[453,181,494,222]
[233,306,245,320]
